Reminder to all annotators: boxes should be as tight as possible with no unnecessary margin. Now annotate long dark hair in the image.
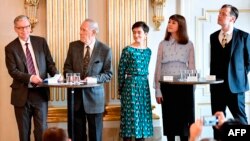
[164,14,189,44]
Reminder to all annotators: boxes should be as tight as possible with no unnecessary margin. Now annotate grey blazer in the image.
[5,36,58,107]
[63,40,113,113]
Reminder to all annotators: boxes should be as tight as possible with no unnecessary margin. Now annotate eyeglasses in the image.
[15,25,31,30]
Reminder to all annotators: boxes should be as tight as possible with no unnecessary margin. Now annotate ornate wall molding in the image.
[107,0,149,102]
[46,0,87,102]
[24,0,40,32]
[105,0,150,120]
[45,0,158,122]
[195,8,250,123]
[151,0,166,30]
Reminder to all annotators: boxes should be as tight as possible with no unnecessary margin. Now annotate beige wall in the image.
[0,0,108,140]
[1,0,249,141]
[88,0,107,43]
[0,1,46,140]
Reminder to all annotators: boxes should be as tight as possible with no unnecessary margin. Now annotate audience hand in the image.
[189,111,227,141]
[189,119,203,141]
[214,111,226,129]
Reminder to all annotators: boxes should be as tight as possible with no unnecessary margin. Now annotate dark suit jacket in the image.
[210,28,250,93]
[63,40,113,113]
[5,36,58,107]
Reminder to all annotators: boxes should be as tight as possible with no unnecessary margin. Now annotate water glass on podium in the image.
[66,73,74,84]
[180,70,188,81]
[180,69,200,81]
[74,73,81,85]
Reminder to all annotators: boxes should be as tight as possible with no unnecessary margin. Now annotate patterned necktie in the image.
[25,43,36,75]
[82,46,90,78]
[222,33,227,48]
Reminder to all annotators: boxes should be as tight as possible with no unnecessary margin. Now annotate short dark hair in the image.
[42,127,67,141]
[132,21,149,33]
[221,4,239,21]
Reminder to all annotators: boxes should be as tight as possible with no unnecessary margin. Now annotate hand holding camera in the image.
[189,111,226,141]
[203,116,218,126]
[213,111,226,129]
[203,111,226,127]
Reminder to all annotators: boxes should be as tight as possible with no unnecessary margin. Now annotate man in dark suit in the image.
[210,4,250,140]
[5,15,58,141]
[63,18,113,141]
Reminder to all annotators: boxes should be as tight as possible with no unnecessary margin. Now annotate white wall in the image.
[149,0,250,140]
[0,0,47,141]
[147,1,179,140]
[189,0,250,139]
[0,0,249,140]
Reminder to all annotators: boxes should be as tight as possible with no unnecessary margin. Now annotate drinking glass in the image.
[74,73,81,85]
[66,73,74,84]
[180,70,187,81]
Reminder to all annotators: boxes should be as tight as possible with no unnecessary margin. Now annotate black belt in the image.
[126,74,147,77]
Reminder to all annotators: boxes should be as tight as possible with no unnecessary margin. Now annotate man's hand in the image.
[30,75,43,84]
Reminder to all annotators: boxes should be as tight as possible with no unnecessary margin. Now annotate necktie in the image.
[25,43,36,75]
[222,33,227,48]
[82,46,90,78]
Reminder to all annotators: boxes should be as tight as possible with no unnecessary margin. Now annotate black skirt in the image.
[160,83,195,136]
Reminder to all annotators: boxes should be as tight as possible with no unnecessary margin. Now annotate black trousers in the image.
[210,83,248,140]
[74,100,103,141]
[14,89,48,141]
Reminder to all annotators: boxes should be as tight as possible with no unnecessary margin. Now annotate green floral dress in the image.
[118,46,153,138]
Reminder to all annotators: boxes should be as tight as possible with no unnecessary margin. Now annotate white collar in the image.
[19,37,31,45]
[85,38,96,49]
[220,28,233,36]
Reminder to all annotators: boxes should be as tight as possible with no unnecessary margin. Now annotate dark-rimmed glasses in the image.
[15,25,31,30]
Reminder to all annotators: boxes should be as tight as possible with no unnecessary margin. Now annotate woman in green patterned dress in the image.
[118,21,153,141]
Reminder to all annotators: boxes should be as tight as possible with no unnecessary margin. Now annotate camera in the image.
[203,116,218,126]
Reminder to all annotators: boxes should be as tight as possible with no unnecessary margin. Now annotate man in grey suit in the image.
[63,18,113,141]
[210,4,250,140]
[5,15,58,141]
